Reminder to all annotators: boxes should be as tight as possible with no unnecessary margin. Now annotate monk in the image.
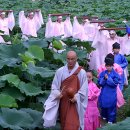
[43,51,88,130]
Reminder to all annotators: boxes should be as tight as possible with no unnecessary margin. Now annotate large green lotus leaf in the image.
[20,108,43,129]
[72,48,87,60]
[0,44,25,69]
[53,51,67,65]
[0,73,20,87]
[97,117,130,130]
[53,47,87,64]
[0,108,33,130]
[52,39,63,50]
[23,39,48,48]
[2,87,25,101]
[27,64,55,78]
[19,53,34,63]
[27,45,44,61]
[0,94,18,108]
[19,81,44,96]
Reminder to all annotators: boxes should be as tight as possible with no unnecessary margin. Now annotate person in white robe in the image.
[46,15,72,53]
[89,29,130,70]
[19,9,43,39]
[45,15,72,38]
[43,51,88,130]
[72,16,89,41]
[98,23,110,38]
[0,10,15,44]
[83,19,98,41]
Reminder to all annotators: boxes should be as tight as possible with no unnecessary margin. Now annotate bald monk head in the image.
[66,51,77,69]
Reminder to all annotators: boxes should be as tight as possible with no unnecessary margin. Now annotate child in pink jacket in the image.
[84,70,100,130]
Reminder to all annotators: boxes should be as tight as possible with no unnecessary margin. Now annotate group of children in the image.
[84,42,128,130]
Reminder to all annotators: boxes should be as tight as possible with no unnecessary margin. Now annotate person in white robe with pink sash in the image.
[19,10,43,38]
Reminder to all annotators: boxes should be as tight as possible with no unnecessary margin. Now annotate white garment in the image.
[45,16,72,38]
[43,62,88,130]
[72,16,88,41]
[0,12,15,35]
[53,22,65,37]
[0,18,9,35]
[89,31,129,70]
[83,22,97,41]
[19,11,43,37]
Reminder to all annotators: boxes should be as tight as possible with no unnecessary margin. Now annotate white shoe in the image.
[103,117,106,120]
[108,121,113,124]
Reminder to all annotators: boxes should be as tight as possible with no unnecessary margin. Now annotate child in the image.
[98,53,123,76]
[98,58,120,124]
[98,53,125,108]
[98,53,123,89]
[112,42,128,90]
[84,70,100,130]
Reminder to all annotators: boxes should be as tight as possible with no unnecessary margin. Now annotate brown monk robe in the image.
[59,66,82,130]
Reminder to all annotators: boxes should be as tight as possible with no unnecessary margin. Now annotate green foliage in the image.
[0,73,20,87]
[19,81,43,96]
[20,108,43,129]
[0,108,33,130]
[98,117,130,130]
[19,45,44,68]
[0,94,18,108]
[124,86,130,101]
[0,44,25,69]
[27,45,44,61]
[27,64,55,78]
[2,87,25,101]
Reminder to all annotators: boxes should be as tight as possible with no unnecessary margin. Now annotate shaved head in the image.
[67,51,77,58]
[66,51,77,69]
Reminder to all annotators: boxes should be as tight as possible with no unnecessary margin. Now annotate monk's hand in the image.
[56,94,63,100]
[104,74,108,79]
[70,96,77,103]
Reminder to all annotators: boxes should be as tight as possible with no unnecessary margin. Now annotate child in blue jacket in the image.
[98,57,120,124]
[112,42,128,90]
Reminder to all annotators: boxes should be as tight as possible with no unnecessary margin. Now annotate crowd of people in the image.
[43,46,127,130]
[0,10,129,130]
